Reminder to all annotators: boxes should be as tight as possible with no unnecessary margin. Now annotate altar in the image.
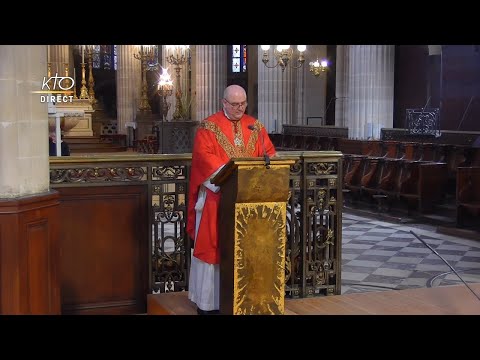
[48,98,94,137]
[48,99,95,156]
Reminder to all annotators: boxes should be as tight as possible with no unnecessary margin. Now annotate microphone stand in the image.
[324,97,336,124]
[260,130,271,169]
[324,97,347,125]
[248,125,270,169]
[410,230,480,302]
[421,96,431,113]
[457,96,474,131]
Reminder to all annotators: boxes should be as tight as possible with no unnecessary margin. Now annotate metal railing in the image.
[49,151,343,298]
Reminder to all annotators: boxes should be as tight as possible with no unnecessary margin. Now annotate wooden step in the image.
[63,136,127,154]
[70,146,127,153]
[64,136,105,144]
[68,143,116,149]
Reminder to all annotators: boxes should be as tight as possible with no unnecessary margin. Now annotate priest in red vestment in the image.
[187,84,277,314]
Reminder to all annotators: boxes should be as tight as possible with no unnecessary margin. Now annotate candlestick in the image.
[73,67,77,98]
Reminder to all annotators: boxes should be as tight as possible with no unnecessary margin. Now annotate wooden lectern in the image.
[211,157,295,315]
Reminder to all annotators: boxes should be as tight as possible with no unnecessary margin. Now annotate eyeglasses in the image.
[224,99,248,110]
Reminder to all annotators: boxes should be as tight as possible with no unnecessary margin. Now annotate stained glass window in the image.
[232,45,247,73]
[146,46,159,69]
[92,45,117,70]
[92,45,101,68]
[242,45,247,72]
[113,45,117,70]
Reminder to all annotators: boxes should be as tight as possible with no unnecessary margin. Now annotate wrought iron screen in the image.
[406,108,440,136]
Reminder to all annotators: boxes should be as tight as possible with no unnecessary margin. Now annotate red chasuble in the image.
[187,111,276,264]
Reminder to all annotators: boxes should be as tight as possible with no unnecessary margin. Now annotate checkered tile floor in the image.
[341,212,480,295]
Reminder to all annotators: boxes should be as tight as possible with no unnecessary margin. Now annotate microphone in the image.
[410,230,480,302]
[248,124,270,169]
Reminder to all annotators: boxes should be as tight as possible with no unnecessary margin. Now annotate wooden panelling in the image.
[441,45,480,131]
[381,128,480,145]
[55,185,148,315]
[282,125,348,138]
[26,219,51,314]
[0,191,60,314]
[393,45,429,129]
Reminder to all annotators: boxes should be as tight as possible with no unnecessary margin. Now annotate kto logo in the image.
[33,73,75,103]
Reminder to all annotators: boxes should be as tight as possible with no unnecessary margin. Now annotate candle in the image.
[82,46,84,63]
[47,45,50,62]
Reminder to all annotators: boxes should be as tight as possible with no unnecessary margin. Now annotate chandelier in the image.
[260,45,306,72]
[309,58,328,77]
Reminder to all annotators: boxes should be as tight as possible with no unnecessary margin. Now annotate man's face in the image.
[223,93,248,121]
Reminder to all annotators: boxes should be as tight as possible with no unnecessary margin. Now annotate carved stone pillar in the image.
[338,45,395,139]
[194,45,227,121]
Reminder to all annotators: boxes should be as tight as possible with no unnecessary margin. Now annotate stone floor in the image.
[341,211,480,295]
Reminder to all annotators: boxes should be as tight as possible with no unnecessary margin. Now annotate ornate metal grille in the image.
[283,153,343,297]
[285,159,303,297]
[151,164,190,293]
[406,108,440,136]
[302,160,341,296]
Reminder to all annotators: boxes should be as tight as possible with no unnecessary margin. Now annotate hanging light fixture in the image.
[260,45,306,72]
[309,58,328,77]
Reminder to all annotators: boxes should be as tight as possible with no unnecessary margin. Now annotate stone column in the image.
[132,47,141,119]
[0,45,60,314]
[294,59,306,125]
[0,45,50,197]
[49,45,71,80]
[116,45,139,134]
[339,45,395,139]
[194,45,227,121]
[257,46,296,133]
[335,45,347,127]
